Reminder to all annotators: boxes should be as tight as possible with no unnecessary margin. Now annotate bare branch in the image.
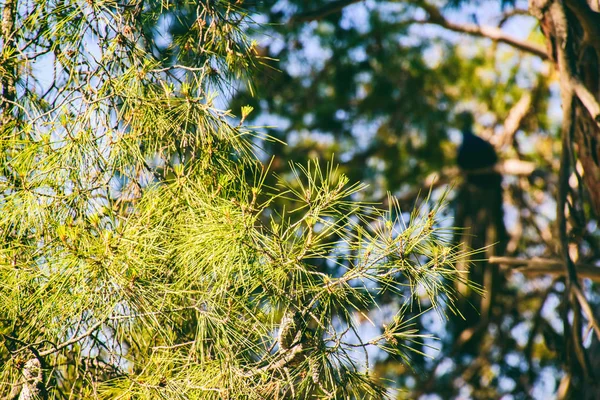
[499,9,532,27]
[572,285,600,340]
[492,92,533,148]
[377,159,536,210]
[496,159,536,175]
[413,2,549,60]
[291,0,547,61]
[573,78,600,125]
[489,256,600,281]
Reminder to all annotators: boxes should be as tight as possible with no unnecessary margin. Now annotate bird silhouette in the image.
[456,112,500,187]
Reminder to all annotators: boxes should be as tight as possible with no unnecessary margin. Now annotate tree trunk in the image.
[452,176,508,350]
[1,0,17,126]
[530,0,600,214]
[530,0,600,397]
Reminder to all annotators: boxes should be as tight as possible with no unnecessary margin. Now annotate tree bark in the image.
[530,0,600,396]
[1,0,17,126]
[530,0,600,215]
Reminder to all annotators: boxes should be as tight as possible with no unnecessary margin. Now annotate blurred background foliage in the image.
[217,0,598,398]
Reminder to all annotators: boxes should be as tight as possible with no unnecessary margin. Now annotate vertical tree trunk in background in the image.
[1,0,17,126]
[453,178,508,351]
[530,0,600,214]
[530,0,600,397]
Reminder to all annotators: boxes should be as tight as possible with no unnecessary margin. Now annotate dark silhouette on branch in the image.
[452,112,508,355]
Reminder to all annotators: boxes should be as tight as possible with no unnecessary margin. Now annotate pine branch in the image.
[240,342,307,377]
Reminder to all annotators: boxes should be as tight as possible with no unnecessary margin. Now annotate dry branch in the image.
[289,0,548,60]
[416,1,549,59]
[490,256,600,281]
[495,92,533,148]
[380,159,536,210]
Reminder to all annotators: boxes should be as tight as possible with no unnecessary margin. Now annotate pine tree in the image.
[0,1,474,398]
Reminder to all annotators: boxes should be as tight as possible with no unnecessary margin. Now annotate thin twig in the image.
[39,319,105,357]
